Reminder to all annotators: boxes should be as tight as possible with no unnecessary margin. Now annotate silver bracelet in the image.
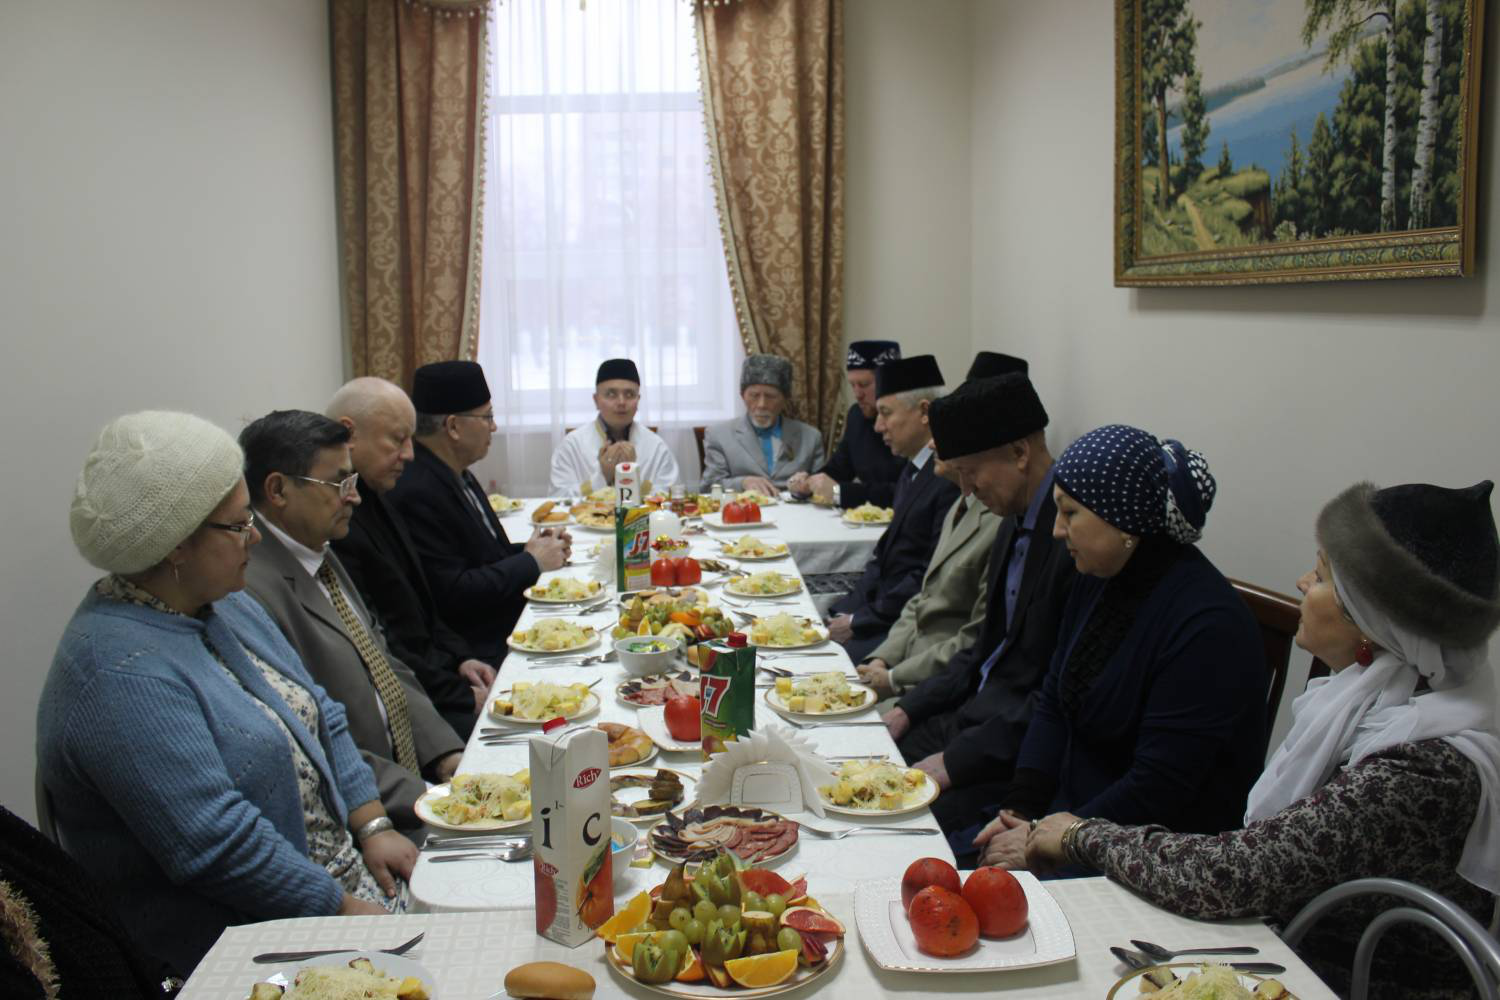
[355,816,395,844]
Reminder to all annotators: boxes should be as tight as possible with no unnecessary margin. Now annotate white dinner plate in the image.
[765,684,876,718]
[524,579,607,604]
[700,510,777,530]
[610,767,698,824]
[842,509,894,526]
[256,952,438,997]
[717,542,791,560]
[817,772,938,817]
[414,780,531,832]
[1106,963,1299,998]
[487,689,601,725]
[605,930,841,999]
[745,617,830,649]
[635,705,701,753]
[854,870,1074,973]
[723,576,803,598]
[506,627,600,655]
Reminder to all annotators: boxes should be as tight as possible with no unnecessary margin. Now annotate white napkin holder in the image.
[692,725,836,818]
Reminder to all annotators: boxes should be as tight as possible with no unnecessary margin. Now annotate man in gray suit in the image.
[856,459,999,706]
[700,354,824,494]
[240,410,464,831]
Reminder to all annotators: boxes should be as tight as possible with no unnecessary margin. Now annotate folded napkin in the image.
[692,725,836,818]
[590,537,616,582]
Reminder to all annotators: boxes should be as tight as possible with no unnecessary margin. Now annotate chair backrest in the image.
[693,426,706,473]
[34,768,58,844]
[1230,578,1330,719]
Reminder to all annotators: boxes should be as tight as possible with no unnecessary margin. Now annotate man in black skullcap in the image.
[389,361,571,660]
[825,355,960,660]
[548,358,682,495]
[882,371,1077,838]
[788,340,907,508]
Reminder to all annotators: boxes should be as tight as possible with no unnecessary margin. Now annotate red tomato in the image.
[674,557,702,585]
[907,885,979,957]
[664,694,701,741]
[901,857,962,912]
[650,558,676,587]
[743,502,762,523]
[722,501,747,524]
[962,866,1029,938]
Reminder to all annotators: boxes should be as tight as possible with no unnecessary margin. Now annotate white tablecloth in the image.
[497,497,880,576]
[181,878,1337,999]
[410,516,929,912]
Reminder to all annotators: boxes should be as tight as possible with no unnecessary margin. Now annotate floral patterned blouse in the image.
[97,577,401,912]
[1075,739,1490,999]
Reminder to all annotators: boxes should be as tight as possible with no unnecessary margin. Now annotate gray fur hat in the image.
[741,353,793,396]
[1316,480,1500,649]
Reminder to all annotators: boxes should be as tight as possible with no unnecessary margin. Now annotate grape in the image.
[631,922,656,935]
[668,907,692,932]
[777,927,803,953]
[743,890,766,913]
[659,929,689,954]
[683,918,705,946]
[718,903,742,927]
[765,893,787,917]
[693,899,718,924]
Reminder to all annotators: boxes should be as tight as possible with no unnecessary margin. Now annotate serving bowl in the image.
[614,635,683,677]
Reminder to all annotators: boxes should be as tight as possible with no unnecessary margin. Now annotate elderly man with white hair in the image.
[700,354,824,496]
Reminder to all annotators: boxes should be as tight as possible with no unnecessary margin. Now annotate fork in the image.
[252,931,425,964]
[529,653,613,668]
[775,717,887,730]
[798,825,941,840]
[428,844,532,863]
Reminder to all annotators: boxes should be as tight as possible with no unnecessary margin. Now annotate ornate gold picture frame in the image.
[1115,0,1485,286]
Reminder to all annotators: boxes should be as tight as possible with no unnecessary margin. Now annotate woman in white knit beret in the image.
[37,411,414,977]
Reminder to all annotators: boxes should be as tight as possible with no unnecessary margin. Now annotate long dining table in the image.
[180,496,1338,999]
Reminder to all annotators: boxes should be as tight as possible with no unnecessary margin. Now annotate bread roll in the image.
[532,501,557,524]
[504,961,595,999]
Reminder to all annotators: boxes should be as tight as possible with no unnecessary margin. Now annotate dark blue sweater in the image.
[1016,545,1268,834]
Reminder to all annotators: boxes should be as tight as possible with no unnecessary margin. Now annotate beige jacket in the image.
[870,495,998,696]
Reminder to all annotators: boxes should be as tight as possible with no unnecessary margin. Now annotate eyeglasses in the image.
[452,411,497,425]
[205,511,257,537]
[294,472,360,499]
[600,389,639,402]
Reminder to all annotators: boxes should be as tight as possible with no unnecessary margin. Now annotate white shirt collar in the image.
[255,509,330,580]
[911,444,934,472]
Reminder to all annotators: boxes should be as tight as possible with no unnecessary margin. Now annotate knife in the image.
[1111,946,1286,977]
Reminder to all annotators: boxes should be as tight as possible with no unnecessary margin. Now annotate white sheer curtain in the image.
[472,0,743,498]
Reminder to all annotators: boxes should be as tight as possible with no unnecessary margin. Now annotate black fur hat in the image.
[1316,480,1500,649]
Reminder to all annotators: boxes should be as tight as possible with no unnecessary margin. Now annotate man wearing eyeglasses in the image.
[390,360,570,661]
[548,358,681,496]
[240,409,465,831]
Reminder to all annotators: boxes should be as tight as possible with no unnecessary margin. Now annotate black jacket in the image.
[898,485,1076,787]
[816,403,907,508]
[831,453,960,634]
[332,479,477,715]
[387,441,540,660]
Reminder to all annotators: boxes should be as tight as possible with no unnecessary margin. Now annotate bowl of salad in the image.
[614,635,684,677]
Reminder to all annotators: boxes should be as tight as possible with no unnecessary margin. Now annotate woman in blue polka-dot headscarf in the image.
[967,424,1269,873]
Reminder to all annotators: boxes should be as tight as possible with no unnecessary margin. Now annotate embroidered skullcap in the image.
[596,358,640,385]
[927,373,1048,460]
[966,351,1028,382]
[1053,424,1216,543]
[875,355,945,398]
[70,411,244,574]
[846,340,901,370]
[411,360,491,414]
[1317,480,1500,650]
[740,354,793,396]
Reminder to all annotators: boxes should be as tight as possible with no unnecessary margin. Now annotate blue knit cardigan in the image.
[37,588,382,974]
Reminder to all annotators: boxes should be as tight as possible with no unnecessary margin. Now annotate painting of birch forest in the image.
[1138,0,1475,255]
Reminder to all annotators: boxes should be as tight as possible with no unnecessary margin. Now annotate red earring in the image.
[1355,638,1374,667]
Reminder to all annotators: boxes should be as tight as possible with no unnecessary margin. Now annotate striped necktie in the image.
[316,561,421,774]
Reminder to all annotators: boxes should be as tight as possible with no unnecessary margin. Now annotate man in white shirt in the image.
[549,358,681,495]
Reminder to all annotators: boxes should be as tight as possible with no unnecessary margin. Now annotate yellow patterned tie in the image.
[317,561,421,775]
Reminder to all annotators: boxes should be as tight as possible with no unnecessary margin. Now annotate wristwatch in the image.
[832,484,841,507]
[355,816,395,844]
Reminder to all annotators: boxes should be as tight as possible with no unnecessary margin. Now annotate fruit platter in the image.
[612,592,734,646]
[599,852,845,996]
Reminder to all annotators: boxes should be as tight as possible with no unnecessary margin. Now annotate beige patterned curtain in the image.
[331,0,489,388]
[695,0,846,446]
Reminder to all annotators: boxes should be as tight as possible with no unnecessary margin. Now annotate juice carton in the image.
[615,461,638,505]
[615,505,653,592]
[699,632,756,760]
[529,725,614,946]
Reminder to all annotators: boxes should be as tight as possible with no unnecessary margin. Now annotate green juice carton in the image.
[699,632,756,760]
[614,505,653,592]
[529,723,614,947]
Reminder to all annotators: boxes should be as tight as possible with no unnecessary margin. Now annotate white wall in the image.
[844,0,975,386]
[969,0,1500,742]
[0,1,345,822]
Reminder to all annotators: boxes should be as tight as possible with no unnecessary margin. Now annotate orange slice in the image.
[612,931,659,964]
[724,949,800,988]
[674,951,705,982]
[597,891,651,944]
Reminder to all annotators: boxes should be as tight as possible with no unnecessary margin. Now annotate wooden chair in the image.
[693,426,707,473]
[1230,578,1330,719]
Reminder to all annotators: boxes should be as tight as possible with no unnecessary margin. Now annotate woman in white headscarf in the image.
[1027,481,1500,1000]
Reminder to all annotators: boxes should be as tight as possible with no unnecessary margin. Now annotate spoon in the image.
[1130,939,1260,962]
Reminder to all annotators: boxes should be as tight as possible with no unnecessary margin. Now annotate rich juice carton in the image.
[529,725,614,946]
[699,632,756,760]
[615,505,653,592]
